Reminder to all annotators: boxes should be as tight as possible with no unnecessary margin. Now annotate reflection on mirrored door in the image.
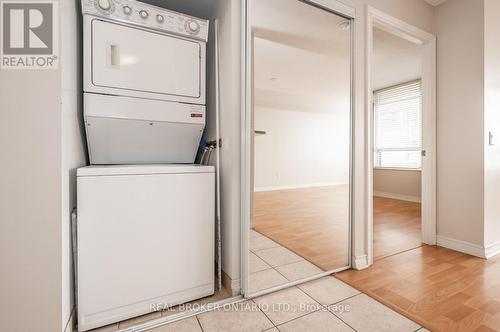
[248,0,352,295]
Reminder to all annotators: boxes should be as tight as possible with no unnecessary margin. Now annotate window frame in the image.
[373,79,423,171]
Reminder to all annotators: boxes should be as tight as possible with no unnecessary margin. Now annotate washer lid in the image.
[77,164,215,177]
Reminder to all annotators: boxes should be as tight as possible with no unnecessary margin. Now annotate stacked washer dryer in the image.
[77,1,214,330]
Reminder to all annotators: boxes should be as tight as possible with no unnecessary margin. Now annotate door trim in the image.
[365,6,437,265]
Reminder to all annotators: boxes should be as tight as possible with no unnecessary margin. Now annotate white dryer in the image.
[81,0,209,164]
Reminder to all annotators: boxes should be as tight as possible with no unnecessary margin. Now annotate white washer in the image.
[81,0,209,164]
[76,165,215,331]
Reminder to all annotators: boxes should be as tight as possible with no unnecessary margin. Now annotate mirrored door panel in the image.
[248,0,352,295]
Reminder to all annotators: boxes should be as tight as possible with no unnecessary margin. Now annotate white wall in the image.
[373,169,421,201]
[435,0,485,247]
[483,0,500,249]
[254,107,350,191]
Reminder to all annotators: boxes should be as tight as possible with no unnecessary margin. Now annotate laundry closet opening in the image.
[75,1,243,331]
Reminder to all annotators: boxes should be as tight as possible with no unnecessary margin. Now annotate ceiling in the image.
[372,27,423,90]
[423,0,448,6]
[253,0,423,114]
[252,0,350,114]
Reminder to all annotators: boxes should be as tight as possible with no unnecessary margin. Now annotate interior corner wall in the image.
[0,9,63,332]
[61,0,87,330]
[483,0,500,248]
[373,169,421,200]
[435,0,485,247]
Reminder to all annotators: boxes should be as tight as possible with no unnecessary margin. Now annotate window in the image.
[374,80,422,169]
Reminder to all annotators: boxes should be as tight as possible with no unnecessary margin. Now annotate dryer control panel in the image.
[81,0,209,42]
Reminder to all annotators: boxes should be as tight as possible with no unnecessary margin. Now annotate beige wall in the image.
[373,169,421,201]
[0,17,63,332]
[0,1,86,331]
[435,0,485,246]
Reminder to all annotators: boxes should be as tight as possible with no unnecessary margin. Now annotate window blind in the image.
[374,80,422,169]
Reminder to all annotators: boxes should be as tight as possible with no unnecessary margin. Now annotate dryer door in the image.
[91,19,202,101]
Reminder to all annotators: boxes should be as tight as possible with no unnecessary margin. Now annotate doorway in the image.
[366,7,437,264]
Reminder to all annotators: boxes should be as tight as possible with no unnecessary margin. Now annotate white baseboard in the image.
[222,271,241,297]
[373,191,421,203]
[485,241,500,259]
[255,182,348,192]
[437,235,486,258]
[352,255,369,270]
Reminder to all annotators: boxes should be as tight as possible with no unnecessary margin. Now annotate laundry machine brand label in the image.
[0,1,59,69]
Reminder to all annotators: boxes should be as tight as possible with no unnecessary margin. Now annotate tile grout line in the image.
[295,287,362,331]
[329,309,358,332]
[326,294,364,332]
[249,298,277,331]
[254,285,323,330]
[195,315,204,332]
[272,304,327,329]
[270,302,358,331]
[332,291,422,331]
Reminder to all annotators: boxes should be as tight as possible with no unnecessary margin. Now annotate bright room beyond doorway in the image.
[372,27,424,260]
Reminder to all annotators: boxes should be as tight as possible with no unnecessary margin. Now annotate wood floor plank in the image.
[337,246,500,331]
[373,196,422,259]
[252,190,422,271]
[252,185,350,271]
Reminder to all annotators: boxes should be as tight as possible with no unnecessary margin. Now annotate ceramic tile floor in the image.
[248,229,324,293]
[88,231,427,332]
[145,276,426,332]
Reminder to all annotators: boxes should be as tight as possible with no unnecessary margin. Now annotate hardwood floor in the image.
[374,196,422,260]
[336,245,500,332]
[252,185,350,271]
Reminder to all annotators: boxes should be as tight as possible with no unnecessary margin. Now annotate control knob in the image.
[185,19,200,34]
[123,5,132,15]
[98,0,112,10]
[139,10,149,19]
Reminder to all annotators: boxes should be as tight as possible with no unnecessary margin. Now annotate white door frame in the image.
[365,6,436,265]
[240,0,356,297]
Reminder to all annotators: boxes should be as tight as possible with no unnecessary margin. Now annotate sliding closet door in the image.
[248,0,352,295]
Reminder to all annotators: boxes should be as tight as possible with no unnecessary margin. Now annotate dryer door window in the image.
[92,20,201,99]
